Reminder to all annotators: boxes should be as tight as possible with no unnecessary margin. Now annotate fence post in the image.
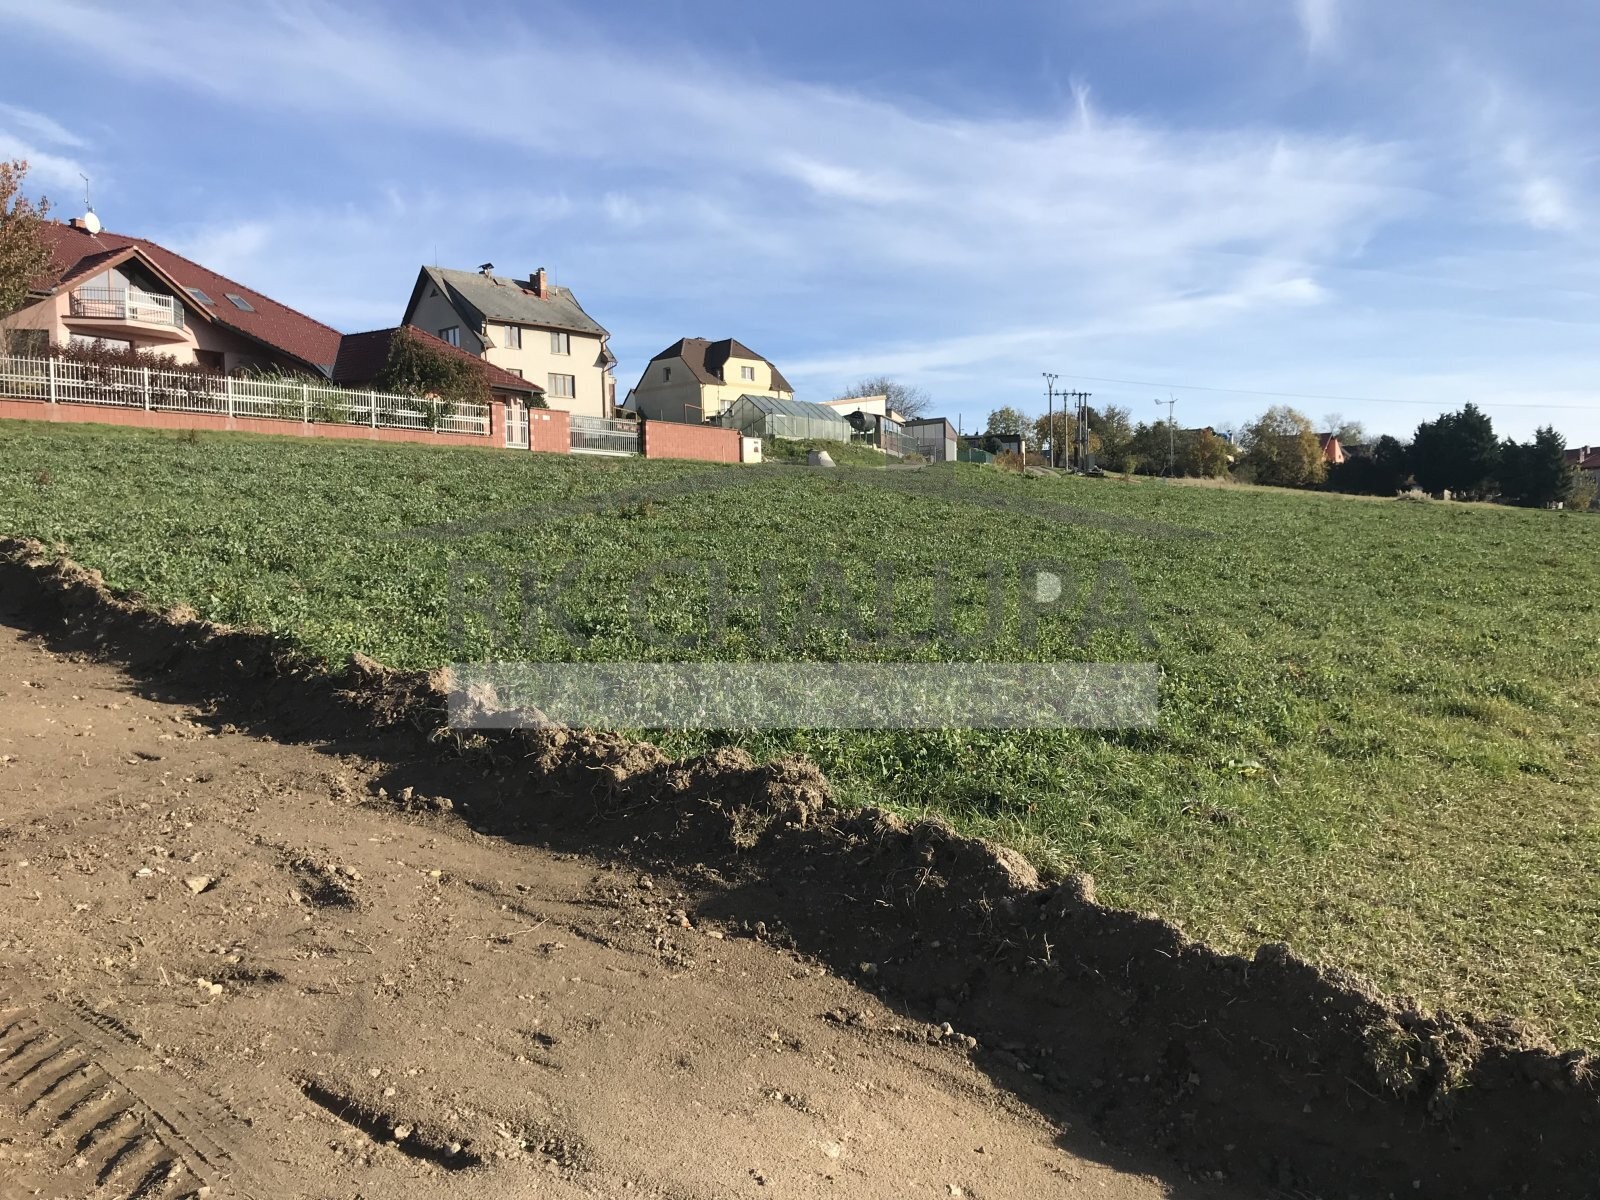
[302,382,311,424]
[369,391,377,428]
[142,367,151,411]
[226,377,235,420]
[47,356,57,404]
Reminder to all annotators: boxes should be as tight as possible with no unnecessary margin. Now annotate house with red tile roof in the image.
[3,217,344,375]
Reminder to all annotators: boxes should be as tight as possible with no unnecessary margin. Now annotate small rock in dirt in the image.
[705,929,724,940]
[135,866,155,879]
[399,787,414,802]
[638,875,654,890]
[858,962,878,977]
[184,875,214,895]
[392,1125,412,1142]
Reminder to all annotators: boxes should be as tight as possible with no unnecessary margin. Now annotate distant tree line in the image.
[978,393,1585,509]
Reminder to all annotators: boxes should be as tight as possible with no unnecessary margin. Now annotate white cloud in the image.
[1295,0,1339,56]
[0,103,86,149]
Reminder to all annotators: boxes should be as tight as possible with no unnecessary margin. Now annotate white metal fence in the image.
[569,414,641,456]
[0,354,491,437]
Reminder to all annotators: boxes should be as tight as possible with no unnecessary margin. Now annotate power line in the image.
[1058,373,1599,412]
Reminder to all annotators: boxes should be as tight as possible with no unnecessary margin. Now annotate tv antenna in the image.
[78,173,100,234]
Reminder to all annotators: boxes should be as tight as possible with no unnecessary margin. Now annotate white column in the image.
[302,382,311,423]
[47,356,57,404]
[369,391,378,428]
[142,367,151,411]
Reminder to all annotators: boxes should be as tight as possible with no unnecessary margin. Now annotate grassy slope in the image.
[4,420,1599,1044]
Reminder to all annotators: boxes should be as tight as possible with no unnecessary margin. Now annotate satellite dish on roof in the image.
[82,208,101,235]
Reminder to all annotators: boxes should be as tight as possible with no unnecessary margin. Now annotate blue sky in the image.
[2,0,1598,441]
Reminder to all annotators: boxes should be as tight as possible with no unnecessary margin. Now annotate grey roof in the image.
[421,266,609,338]
[731,394,850,422]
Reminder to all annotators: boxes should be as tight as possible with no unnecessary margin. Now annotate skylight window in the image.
[224,293,255,312]
[186,287,214,305]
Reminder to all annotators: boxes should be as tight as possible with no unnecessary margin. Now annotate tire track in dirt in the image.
[0,997,266,1198]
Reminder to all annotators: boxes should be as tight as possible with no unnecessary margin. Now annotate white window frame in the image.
[740,364,756,381]
[550,331,571,355]
[503,324,522,350]
[439,326,460,347]
[547,372,576,399]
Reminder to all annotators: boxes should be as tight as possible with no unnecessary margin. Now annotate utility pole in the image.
[1042,373,1058,468]
[1154,396,1177,476]
[1062,390,1091,472]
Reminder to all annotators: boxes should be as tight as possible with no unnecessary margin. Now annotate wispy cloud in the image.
[3,0,1596,439]
[1295,0,1340,57]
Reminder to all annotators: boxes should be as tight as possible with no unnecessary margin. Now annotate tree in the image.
[1326,433,1409,494]
[1499,426,1571,507]
[1089,404,1135,471]
[1241,405,1326,487]
[1570,470,1598,512]
[985,406,1029,437]
[1322,412,1368,446]
[1030,412,1081,470]
[1128,420,1178,475]
[842,376,930,420]
[1410,403,1499,498]
[0,160,51,356]
[374,326,500,411]
[1188,428,1232,478]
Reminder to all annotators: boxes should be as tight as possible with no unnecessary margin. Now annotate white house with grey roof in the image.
[402,265,615,417]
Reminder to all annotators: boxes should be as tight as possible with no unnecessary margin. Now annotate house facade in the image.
[402,265,615,418]
[628,338,793,424]
[1,217,342,375]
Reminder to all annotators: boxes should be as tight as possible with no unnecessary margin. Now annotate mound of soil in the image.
[3,536,1597,1198]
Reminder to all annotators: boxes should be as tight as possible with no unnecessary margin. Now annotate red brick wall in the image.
[0,398,497,449]
[642,419,741,463]
[528,407,570,454]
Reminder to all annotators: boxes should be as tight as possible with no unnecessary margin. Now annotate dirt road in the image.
[0,620,1219,1199]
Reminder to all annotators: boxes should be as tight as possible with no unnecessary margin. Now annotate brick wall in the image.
[528,407,570,454]
[641,419,742,463]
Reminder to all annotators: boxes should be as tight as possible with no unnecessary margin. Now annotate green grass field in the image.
[4,420,1599,1045]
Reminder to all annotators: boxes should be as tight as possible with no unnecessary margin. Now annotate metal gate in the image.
[569,415,641,456]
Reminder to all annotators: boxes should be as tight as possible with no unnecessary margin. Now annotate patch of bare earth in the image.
[0,623,1197,1199]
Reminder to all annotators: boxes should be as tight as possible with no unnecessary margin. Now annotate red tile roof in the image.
[1564,446,1600,470]
[34,220,344,373]
[333,326,543,397]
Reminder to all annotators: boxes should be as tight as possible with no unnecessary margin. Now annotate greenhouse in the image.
[718,393,854,442]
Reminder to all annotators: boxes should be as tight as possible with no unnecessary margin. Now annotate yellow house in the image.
[402,265,615,418]
[627,338,793,424]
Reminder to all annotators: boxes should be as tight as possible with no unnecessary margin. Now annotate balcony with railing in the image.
[67,286,187,336]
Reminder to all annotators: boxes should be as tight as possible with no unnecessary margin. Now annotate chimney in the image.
[531,268,548,299]
[67,217,87,230]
